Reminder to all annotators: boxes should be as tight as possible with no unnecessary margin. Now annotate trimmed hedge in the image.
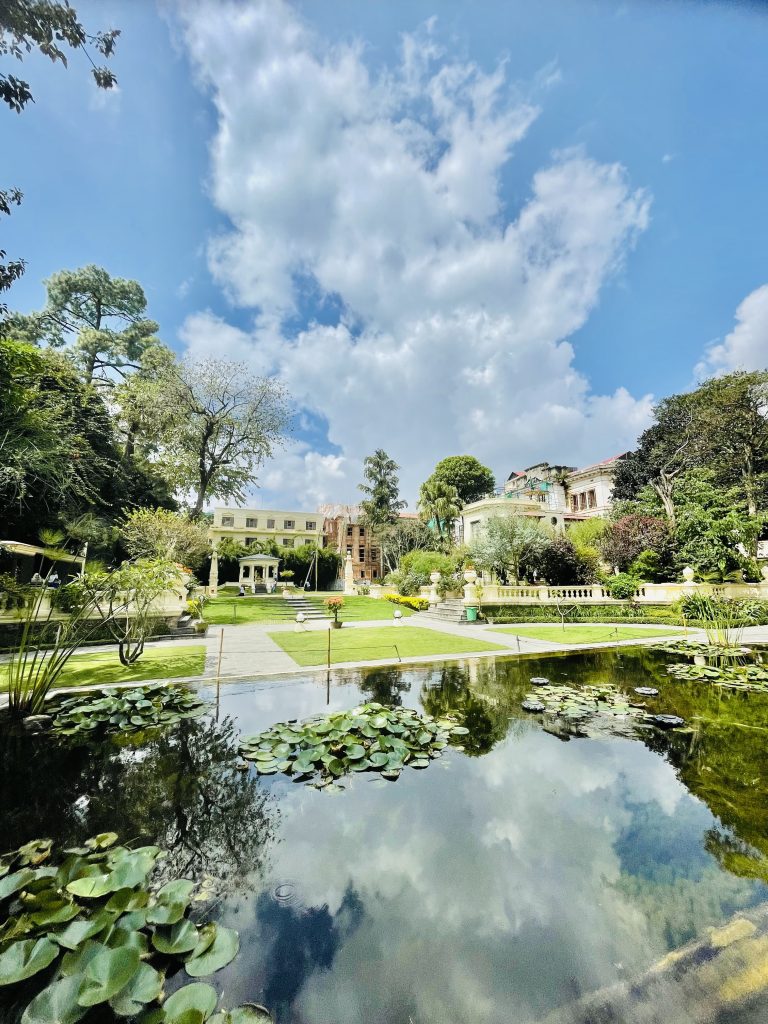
[481,603,682,625]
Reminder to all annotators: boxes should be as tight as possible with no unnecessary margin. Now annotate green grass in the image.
[0,645,206,691]
[203,596,296,625]
[490,625,685,644]
[268,626,504,667]
[203,594,414,625]
[304,596,415,621]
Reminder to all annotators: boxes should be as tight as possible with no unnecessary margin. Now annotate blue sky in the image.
[4,0,768,506]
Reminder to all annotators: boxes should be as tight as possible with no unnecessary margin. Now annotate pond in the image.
[3,646,768,1024]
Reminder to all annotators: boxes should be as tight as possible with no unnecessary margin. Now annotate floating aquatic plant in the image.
[667,662,768,691]
[520,683,648,724]
[238,702,468,785]
[654,640,751,657]
[0,833,268,1024]
[50,684,207,738]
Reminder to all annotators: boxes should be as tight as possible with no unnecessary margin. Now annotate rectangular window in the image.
[305,521,316,531]
[282,538,293,548]
[266,519,275,529]
[283,520,294,530]
[359,547,365,561]
[360,569,366,578]
[346,525,353,537]
[221,516,234,527]
[245,537,257,546]
[579,493,587,510]
[372,568,378,579]
[245,517,257,528]
[370,548,378,560]
[570,496,578,512]
[359,526,365,537]
[587,490,597,509]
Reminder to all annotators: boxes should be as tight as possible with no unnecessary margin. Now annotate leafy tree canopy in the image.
[426,455,495,507]
[468,514,548,584]
[417,478,461,547]
[8,265,160,382]
[120,508,210,571]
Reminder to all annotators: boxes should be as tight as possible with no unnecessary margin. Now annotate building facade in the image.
[209,507,323,552]
[460,455,625,544]
[323,512,382,581]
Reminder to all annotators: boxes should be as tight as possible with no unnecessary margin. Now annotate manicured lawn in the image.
[203,593,414,625]
[491,625,685,644]
[269,626,504,667]
[203,595,295,625]
[305,595,415,621]
[0,645,206,691]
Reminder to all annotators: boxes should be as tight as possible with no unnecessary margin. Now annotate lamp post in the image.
[393,609,403,627]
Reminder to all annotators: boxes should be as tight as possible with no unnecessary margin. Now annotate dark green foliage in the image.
[239,702,467,786]
[535,536,596,585]
[603,572,641,600]
[481,603,681,625]
[0,340,175,548]
[275,544,340,590]
[358,449,406,527]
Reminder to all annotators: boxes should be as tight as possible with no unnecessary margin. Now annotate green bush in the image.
[400,550,457,577]
[603,572,640,600]
[481,603,681,625]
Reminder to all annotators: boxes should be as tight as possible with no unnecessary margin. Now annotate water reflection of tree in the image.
[359,668,410,707]
[0,716,279,894]
[255,885,364,1020]
[420,666,511,756]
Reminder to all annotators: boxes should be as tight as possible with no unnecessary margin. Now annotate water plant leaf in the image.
[184,927,239,977]
[162,982,218,1024]
[49,919,106,951]
[66,876,113,899]
[77,946,141,1006]
[152,920,200,955]
[0,868,36,901]
[109,962,164,1017]
[0,937,59,985]
[227,1006,273,1024]
[85,834,118,851]
[21,973,88,1024]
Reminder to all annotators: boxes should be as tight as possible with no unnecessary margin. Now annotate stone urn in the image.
[463,568,478,584]
[682,566,695,583]
[428,571,441,607]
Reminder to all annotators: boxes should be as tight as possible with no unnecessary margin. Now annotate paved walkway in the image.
[8,618,768,702]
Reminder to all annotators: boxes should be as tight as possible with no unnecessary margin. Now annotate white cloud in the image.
[176,0,654,507]
[696,283,768,378]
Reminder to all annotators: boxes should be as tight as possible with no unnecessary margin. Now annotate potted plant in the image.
[325,595,344,628]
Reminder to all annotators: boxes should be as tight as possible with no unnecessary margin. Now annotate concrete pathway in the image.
[9,617,768,704]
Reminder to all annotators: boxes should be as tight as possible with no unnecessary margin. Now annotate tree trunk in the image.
[651,471,677,527]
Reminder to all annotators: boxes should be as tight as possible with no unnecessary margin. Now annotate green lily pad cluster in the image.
[654,640,750,657]
[521,684,648,724]
[668,662,768,690]
[239,702,468,785]
[0,833,267,1024]
[50,684,206,738]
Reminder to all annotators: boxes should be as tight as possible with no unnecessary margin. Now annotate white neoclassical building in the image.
[460,455,625,545]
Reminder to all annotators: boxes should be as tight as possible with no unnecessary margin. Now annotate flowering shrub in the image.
[386,594,428,611]
[324,595,344,622]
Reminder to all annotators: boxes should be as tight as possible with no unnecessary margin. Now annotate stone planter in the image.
[331,620,343,629]
[194,621,209,635]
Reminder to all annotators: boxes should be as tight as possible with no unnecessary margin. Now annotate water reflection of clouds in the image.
[219,730,740,1024]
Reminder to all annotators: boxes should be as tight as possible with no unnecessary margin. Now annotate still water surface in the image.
[3,647,768,1024]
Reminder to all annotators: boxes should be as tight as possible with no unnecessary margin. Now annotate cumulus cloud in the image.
[176,0,654,506]
[696,284,768,378]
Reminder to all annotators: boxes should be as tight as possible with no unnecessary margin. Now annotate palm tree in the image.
[417,480,462,548]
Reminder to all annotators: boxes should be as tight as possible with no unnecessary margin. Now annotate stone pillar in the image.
[343,553,355,596]
[428,571,441,607]
[207,552,218,598]
[462,568,478,607]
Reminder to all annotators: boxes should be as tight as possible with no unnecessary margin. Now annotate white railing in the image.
[478,581,768,606]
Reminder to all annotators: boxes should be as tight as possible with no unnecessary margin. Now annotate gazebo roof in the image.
[238,553,280,564]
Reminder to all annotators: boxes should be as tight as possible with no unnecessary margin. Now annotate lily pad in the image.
[21,974,88,1024]
[77,945,141,1006]
[162,982,218,1024]
[0,937,59,985]
[185,926,239,977]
